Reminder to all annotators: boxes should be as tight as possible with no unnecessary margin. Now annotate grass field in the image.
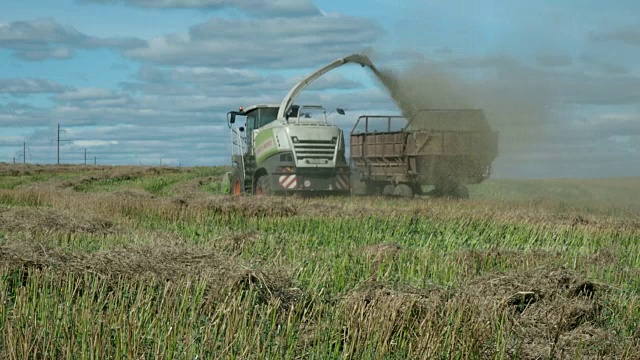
[0,163,638,359]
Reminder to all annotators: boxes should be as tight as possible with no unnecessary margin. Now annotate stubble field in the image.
[0,163,638,359]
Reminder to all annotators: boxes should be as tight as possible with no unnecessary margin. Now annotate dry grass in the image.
[0,206,118,235]
[336,266,626,359]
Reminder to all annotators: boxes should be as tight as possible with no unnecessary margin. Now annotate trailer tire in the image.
[382,184,395,196]
[411,184,424,196]
[255,176,272,196]
[394,183,414,198]
[455,185,469,199]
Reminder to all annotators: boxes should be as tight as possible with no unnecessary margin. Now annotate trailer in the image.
[350,109,499,198]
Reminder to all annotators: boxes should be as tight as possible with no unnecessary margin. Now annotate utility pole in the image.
[51,123,71,164]
[94,156,97,165]
[84,149,87,165]
[57,124,60,164]
[17,142,30,164]
[13,157,15,164]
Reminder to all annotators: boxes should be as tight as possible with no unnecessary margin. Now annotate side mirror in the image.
[336,108,346,115]
[229,112,236,124]
[239,126,245,132]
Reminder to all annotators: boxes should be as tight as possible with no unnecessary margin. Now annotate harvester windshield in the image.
[295,106,327,122]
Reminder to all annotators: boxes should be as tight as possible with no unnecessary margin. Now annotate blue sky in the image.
[0,0,638,177]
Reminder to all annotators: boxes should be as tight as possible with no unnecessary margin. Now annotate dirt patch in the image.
[0,207,117,235]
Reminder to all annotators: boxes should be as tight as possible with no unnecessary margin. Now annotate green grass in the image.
[471,177,640,212]
[72,166,227,196]
[0,172,92,190]
[0,165,637,358]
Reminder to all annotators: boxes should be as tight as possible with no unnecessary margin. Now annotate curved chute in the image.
[277,53,377,119]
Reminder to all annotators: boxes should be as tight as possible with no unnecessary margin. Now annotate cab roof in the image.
[242,104,280,114]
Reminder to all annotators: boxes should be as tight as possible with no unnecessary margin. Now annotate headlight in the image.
[331,136,337,144]
[276,166,295,174]
[291,136,299,143]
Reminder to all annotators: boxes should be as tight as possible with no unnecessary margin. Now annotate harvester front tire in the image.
[232,176,243,196]
[255,176,273,196]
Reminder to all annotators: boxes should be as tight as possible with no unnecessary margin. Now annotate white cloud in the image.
[124,15,382,68]
[590,25,640,47]
[0,78,69,95]
[0,19,144,61]
[55,88,118,101]
[79,0,321,17]
[73,140,119,147]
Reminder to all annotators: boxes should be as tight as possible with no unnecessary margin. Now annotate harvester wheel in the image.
[255,176,272,196]
[232,176,243,196]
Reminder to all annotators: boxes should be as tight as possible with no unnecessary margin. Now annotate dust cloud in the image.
[372,62,471,116]
[367,56,552,156]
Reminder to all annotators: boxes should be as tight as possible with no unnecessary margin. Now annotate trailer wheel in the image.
[455,185,469,199]
[255,176,272,196]
[394,184,414,198]
[382,184,395,196]
[231,175,244,196]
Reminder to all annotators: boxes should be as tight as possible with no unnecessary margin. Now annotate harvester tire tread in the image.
[255,176,272,196]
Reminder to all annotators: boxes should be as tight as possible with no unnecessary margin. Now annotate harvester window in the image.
[246,113,257,132]
[246,112,257,147]
[287,106,300,119]
[258,108,278,128]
